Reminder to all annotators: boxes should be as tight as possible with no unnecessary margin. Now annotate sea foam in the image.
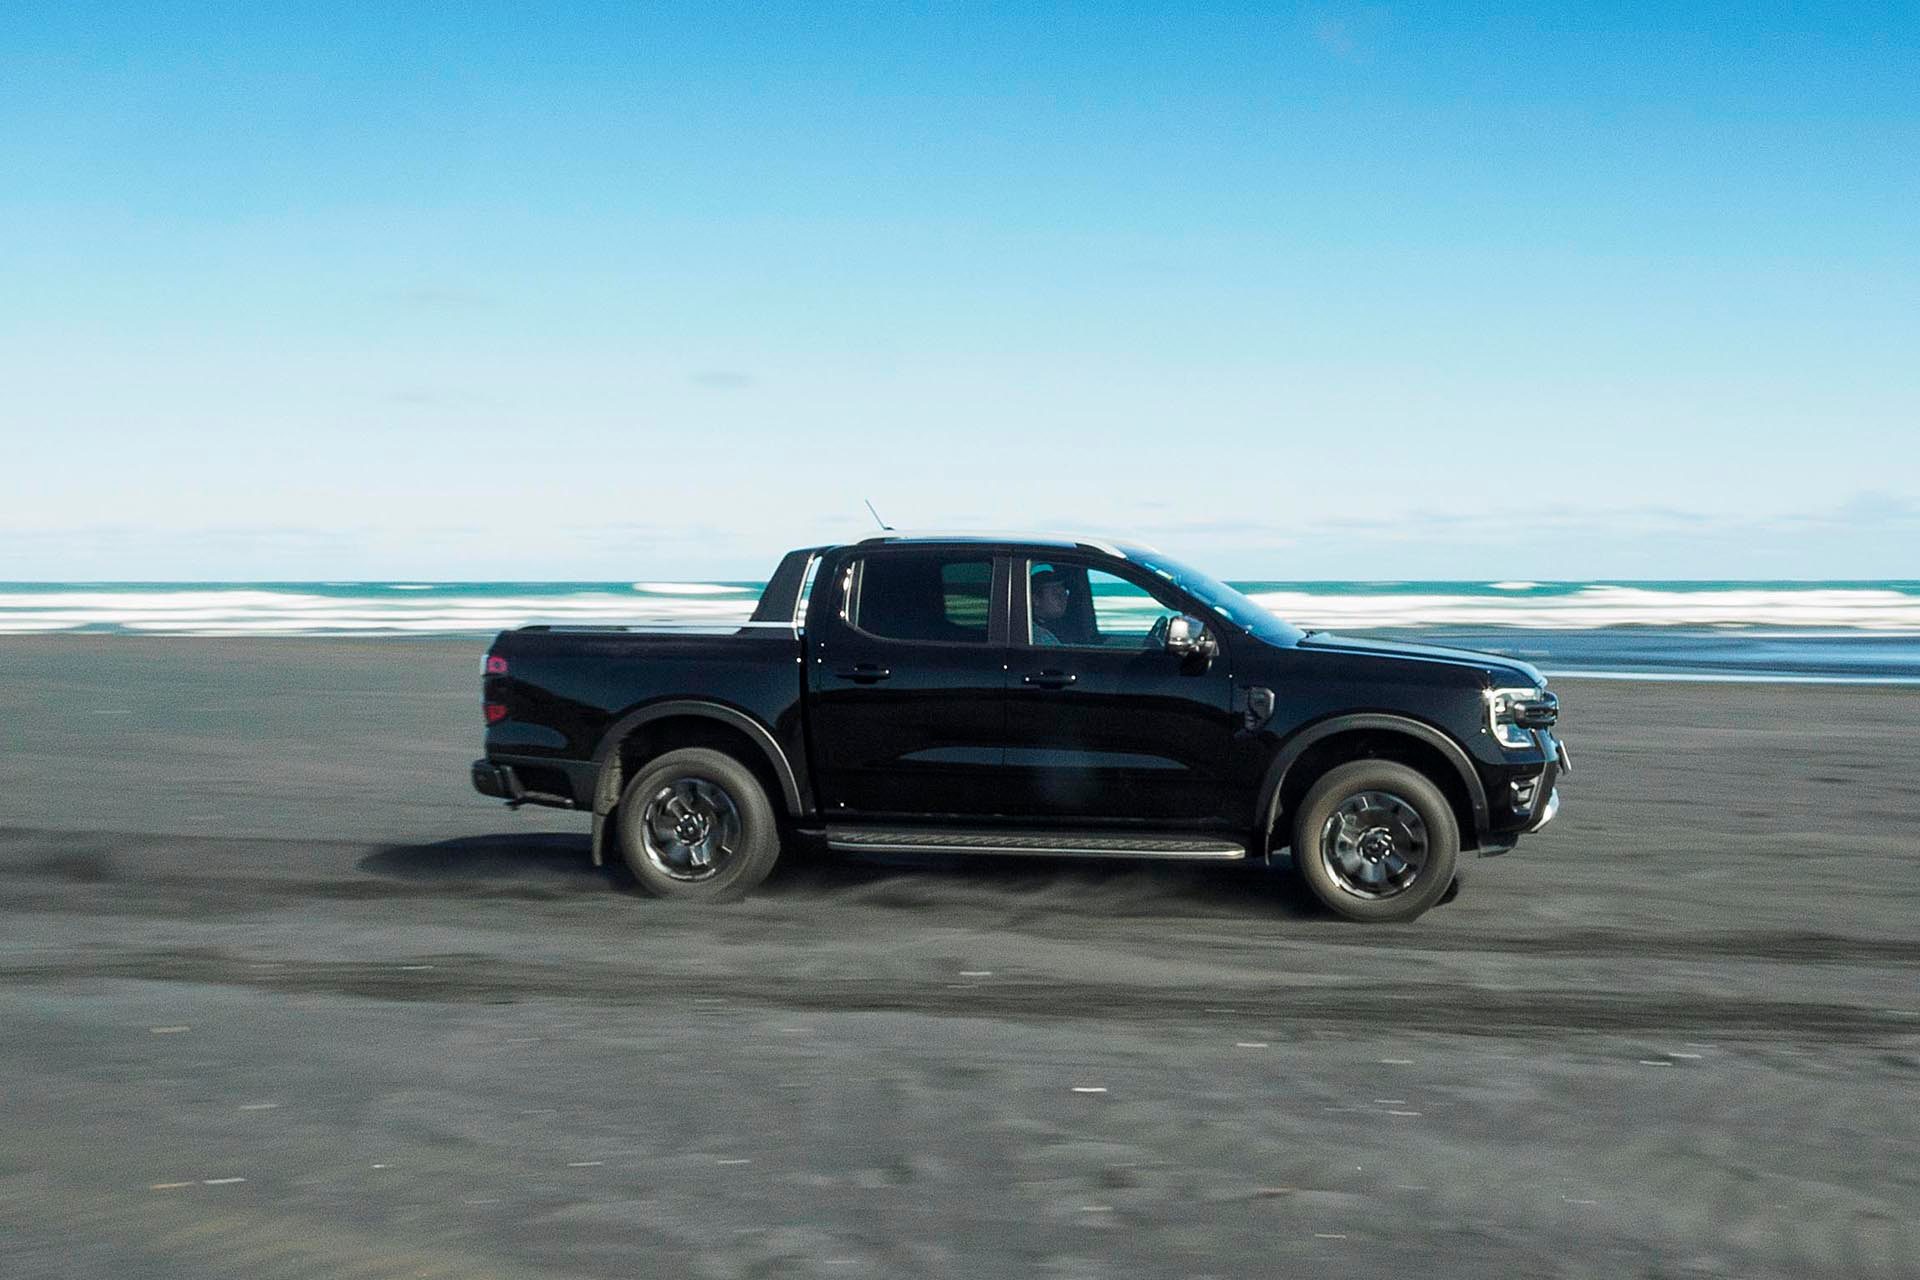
[0,581,1916,637]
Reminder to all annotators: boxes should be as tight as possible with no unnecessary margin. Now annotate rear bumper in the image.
[471,758,579,809]
[471,758,515,799]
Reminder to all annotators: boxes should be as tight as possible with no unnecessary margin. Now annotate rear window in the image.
[845,553,993,644]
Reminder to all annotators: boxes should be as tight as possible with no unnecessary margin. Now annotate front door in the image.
[805,549,1010,819]
[1001,556,1237,827]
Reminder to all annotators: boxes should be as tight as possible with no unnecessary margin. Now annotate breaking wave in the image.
[1,580,1916,637]
[1244,584,1920,631]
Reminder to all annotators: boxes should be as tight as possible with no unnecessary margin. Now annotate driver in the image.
[1030,570,1071,645]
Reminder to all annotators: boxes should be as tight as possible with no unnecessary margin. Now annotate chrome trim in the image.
[793,552,822,630]
[1163,614,1217,659]
[837,562,856,624]
[1527,787,1561,832]
[826,838,1246,861]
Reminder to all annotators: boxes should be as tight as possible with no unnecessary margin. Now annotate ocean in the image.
[4,579,1918,682]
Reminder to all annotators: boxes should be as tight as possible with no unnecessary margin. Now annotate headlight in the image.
[1486,686,1556,750]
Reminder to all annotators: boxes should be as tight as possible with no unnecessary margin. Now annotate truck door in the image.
[805,549,1010,818]
[1001,555,1239,828]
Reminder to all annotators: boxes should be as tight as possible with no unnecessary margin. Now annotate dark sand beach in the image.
[2,637,1916,1278]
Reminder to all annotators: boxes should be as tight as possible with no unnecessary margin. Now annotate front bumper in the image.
[1528,783,1561,833]
[1479,732,1566,854]
[1525,737,1570,833]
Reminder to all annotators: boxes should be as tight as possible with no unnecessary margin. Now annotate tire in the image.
[616,747,781,900]
[1291,760,1459,923]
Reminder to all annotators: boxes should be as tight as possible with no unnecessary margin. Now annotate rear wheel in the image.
[1291,760,1458,923]
[616,747,781,900]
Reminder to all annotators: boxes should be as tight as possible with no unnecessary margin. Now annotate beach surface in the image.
[2,637,1916,1278]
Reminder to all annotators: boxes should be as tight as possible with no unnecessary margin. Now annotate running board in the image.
[825,827,1247,861]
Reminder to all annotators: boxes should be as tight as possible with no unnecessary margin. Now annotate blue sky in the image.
[3,1,1915,580]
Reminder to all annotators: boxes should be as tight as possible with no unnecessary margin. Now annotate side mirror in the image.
[1164,615,1217,660]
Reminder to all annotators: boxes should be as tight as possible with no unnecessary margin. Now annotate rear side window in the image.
[845,553,994,644]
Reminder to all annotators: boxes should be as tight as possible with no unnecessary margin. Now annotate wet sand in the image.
[2,637,1917,1278]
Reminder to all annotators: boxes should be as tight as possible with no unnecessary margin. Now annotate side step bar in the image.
[825,827,1247,861]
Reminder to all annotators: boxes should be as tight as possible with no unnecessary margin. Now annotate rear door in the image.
[1001,554,1238,827]
[805,548,1010,818]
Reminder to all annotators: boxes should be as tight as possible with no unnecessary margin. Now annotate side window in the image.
[846,553,994,645]
[1028,561,1184,648]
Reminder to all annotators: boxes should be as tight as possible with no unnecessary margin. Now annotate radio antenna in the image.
[863,499,893,531]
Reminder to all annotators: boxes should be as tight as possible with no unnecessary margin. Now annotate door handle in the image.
[834,663,892,684]
[1022,670,1077,689]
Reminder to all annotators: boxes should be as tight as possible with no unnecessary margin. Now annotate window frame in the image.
[834,549,1010,649]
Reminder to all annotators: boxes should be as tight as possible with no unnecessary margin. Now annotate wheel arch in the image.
[1257,714,1489,855]
[589,700,804,867]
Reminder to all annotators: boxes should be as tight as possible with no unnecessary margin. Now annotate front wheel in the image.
[1291,760,1459,923]
[616,747,781,900]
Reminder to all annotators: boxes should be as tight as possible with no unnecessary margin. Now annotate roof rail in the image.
[855,530,1129,558]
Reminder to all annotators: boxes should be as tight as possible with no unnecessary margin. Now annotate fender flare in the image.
[1256,713,1489,852]
[590,698,806,819]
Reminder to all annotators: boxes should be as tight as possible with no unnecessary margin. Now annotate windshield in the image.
[1131,551,1305,644]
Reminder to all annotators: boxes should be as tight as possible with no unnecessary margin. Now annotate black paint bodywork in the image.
[479,538,1564,860]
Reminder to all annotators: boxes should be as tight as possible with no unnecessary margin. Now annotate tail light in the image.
[483,653,509,724]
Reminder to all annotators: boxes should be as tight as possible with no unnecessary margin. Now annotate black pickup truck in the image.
[473,533,1565,922]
